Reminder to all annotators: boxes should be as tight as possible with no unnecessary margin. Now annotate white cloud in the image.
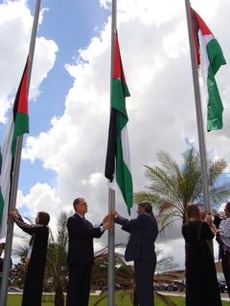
[24,1,230,268]
[1,0,230,268]
[29,36,59,99]
[0,0,58,122]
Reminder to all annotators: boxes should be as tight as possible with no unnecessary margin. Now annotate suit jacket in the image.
[67,213,104,264]
[115,213,158,261]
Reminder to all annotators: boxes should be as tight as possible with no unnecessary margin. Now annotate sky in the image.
[0,0,230,269]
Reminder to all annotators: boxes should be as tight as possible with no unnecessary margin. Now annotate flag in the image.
[191,8,226,131]
[105,32,133,214]
[0,57,30,238]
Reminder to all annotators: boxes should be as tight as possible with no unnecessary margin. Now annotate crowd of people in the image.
[0,199,229,306]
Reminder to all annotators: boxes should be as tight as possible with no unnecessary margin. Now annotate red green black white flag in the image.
[105,32,133,214]
[0,57,30,238]
[191,8,226,131]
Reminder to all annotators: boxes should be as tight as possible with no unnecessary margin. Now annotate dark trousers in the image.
[221,248,230,298]
[22,266,43,306]
[66,262,93,306]
[134,259,156,306]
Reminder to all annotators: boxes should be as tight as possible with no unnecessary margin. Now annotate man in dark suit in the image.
[66,197,110,306]
[112,201,158,306]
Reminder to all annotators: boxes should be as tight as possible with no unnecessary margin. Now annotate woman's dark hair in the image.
[186,204,201,221]
[38,212,50,226]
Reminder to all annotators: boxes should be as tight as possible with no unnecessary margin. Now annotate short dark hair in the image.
[138,201,153,213]
[38,212,50,226]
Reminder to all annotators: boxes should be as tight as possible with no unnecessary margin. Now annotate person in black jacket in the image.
[182,204,221,306]
[111,201,158,306]
[11,209,50,306]
[66,197,110,306]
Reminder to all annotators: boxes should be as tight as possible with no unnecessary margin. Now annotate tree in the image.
[91,246,179,306]
[134,147,230,227]
[92,245,135,291]
[45,211,69,306]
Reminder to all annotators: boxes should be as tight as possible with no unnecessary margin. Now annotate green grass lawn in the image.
[6,292,230,306]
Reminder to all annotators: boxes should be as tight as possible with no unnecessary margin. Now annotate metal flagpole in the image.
[107,0,117,305]
[107,188,115,306]
[0,1,41,305]
[184,0,210,213]
[27,0,41,90]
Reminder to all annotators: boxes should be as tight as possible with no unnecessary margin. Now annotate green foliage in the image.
[134,147,230,229]
[92,245,135,290]
[45,212,69,306]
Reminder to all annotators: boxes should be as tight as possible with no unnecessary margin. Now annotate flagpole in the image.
[0,1,41,305]
[107,188,115,306]
[107,0,117,305]
[28,0,41,89]
[184,0,210,213]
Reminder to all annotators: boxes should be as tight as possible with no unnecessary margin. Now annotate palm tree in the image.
[45,211,69,306]
[134,147,230,227]
[92,245,134,290]
[91,246,179,306]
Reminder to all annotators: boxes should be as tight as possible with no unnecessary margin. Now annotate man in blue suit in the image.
[66,197,110,306]
[112,201,158,306]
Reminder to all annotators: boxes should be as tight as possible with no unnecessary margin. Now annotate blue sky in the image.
[11,0,110,192]
[0,0,230,267]
[31,0,110,133]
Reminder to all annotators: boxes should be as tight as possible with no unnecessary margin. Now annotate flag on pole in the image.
[105,32,133,214]
[191,8,226,131]
[0,57,30,238]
